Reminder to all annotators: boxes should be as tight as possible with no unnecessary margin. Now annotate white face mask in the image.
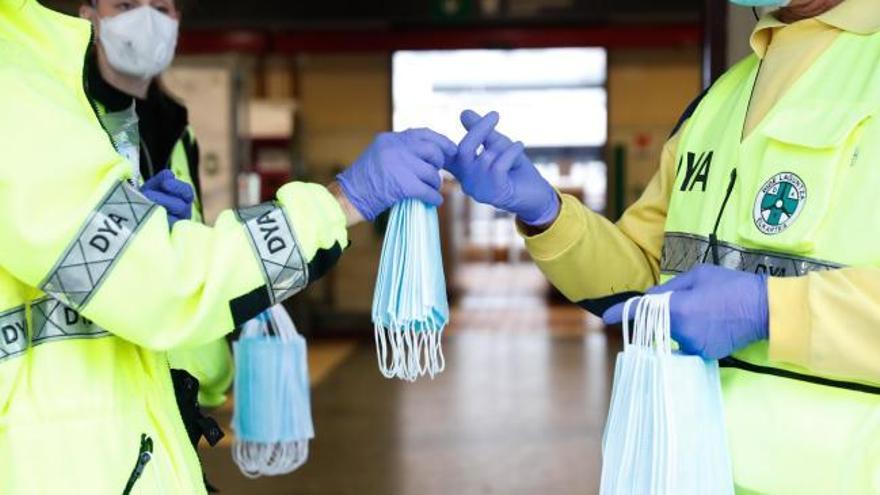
[98,6,179,80]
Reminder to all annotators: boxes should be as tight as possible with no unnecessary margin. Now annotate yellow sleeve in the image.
[0,56,348,352]
[165,150,234,408]
[520,131,681,311]
[768,267,880,385]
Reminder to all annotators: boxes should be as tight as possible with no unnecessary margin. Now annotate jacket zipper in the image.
[702,168,738,265]
[82,32,117,151]
[81,30,139,189]
[123,434,154,495]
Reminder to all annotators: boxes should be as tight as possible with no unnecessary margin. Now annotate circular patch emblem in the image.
[753,172,807,235]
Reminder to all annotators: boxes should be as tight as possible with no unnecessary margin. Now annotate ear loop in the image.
[232,308,312,478]
[615,295,647,490]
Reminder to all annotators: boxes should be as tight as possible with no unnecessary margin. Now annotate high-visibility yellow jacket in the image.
[0,3,347,493]
[522,14,880,495]
[91,84,233,409]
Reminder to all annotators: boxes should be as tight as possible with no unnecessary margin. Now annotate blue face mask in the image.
[729,0,789,6]
[232,306,313,478]
[372,199,449,382]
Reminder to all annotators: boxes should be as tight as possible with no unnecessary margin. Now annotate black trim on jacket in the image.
[86,50,201,192]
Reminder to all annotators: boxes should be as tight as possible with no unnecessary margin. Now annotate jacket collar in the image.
[750,0,880,58]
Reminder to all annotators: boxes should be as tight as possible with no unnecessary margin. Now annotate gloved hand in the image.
[447,110,560,226]
[141,169,194,227]
[603,265,769,360]
[337,129,457,222]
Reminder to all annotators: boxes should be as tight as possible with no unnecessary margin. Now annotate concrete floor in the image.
[200,264,619,495]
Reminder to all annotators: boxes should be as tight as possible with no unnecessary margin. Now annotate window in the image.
[393,48,608,260]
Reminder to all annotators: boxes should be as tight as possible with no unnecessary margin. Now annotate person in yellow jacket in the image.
[0,1,456,493]
[447,0,880,493]
[78,0,233,451]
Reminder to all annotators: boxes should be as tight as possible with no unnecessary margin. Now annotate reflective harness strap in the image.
[661,232,841,278]
[660,232,877,394]
[0,306,27,364]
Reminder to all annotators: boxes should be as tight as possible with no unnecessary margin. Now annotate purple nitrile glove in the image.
[447,110,560,227]
[141,169,194,227]
[337,128,457,222]
[603,265,769,360]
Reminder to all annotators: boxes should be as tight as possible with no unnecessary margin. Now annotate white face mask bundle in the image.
[600,293,735,495]
[372,199,449,382]
[99,6,179,80]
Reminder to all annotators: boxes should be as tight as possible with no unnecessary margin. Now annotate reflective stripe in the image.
[40,182,156,309]
[661,232,841,277]
[663,232,861,393]
[0,306,27,364]
[235,202,308,304]
[31,297,109,347]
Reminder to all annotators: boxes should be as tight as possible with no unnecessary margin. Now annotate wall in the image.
[728,6,758,66]
[607,47,702,206]
[166,54,255,223]
[296,54,392,315]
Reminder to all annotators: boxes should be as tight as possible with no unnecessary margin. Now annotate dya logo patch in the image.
[753,172,807,235]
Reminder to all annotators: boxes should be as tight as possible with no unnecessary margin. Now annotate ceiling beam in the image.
[179,24,701,55]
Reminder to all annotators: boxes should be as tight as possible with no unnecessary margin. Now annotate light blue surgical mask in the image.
[599,294,735,495]
[729,0,789,7]
[372,199,449,382]
[232,306,313,478]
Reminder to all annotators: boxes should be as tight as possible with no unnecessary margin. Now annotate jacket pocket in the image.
[737,100,876,253]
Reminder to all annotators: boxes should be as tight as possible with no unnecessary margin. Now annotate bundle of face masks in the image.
[231,305,313,478]
[600,293,735,495]
[372,199,449,382]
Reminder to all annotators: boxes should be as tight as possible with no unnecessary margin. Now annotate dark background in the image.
[47,0,700,29]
